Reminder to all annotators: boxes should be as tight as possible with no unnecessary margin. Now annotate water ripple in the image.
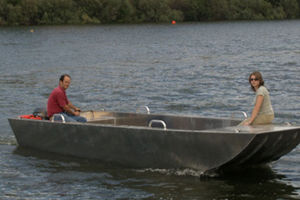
[0,21,300,199]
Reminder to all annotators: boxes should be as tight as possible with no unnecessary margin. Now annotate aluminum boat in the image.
[8,108,300,173]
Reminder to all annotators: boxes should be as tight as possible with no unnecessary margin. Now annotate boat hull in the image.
[8,111,300,172]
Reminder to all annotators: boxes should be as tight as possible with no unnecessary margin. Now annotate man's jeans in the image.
[53,112,87,123]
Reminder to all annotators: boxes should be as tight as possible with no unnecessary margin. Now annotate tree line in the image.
[0,0,299,25]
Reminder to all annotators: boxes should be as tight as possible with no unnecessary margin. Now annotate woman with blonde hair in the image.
[242,71,274,126]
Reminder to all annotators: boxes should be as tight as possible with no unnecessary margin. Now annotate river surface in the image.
[0,20,299,199]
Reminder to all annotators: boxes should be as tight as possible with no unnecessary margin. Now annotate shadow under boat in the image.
[8,109,300,174]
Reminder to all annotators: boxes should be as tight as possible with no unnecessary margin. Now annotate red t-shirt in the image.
[47,86,69,117]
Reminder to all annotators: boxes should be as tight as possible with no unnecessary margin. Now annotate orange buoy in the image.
[172,20,176,25]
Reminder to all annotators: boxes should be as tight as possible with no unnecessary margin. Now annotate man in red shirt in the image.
[47,74,87,122]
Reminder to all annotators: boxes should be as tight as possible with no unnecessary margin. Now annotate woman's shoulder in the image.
[258,85,267,90]
[257,86,269,95]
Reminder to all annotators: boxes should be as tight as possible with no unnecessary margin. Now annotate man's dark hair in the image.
[59,74,71,82]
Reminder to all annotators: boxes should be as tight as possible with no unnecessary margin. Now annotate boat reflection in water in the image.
[8,108,300,174]
[11,145,300,199]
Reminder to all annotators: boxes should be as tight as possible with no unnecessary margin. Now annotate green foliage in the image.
[19,0,39,25]
[206,0,230,20]
[7,4,22,25]
[135,0,181,22]
[100,0,136,23]
[0,0,299,25]
[168,0,198,21]
[279,0,299,18]
[0,0,7,25]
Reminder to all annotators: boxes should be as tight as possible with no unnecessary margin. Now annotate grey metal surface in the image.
[8,111,300,172]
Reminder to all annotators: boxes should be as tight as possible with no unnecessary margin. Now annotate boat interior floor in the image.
[82,111,241,131]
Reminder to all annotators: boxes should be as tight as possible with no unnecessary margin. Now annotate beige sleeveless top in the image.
[255,86,274,115]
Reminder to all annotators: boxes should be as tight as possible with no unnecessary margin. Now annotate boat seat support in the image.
[136,106,150,114]
[148,119,167,130]
[51,114,66,123]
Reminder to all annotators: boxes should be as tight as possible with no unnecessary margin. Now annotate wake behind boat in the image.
[8,108,300,174]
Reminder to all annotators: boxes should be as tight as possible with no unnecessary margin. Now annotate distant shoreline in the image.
[0,0,299,26]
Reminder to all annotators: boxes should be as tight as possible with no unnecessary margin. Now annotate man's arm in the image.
[63,102,80,116]
[68,102,81,112]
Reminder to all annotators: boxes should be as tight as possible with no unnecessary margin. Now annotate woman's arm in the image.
[244,95,264,125]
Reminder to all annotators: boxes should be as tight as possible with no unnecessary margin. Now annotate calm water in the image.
[0,20,300,199]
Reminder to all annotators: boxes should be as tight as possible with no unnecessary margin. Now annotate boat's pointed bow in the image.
[218,125,300,170]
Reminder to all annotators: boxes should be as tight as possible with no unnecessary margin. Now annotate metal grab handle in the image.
[51,114,66,123]
[241,111,248,119]
[231,111,247,119]
[136,106,150,114]
[148,120,167,130]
